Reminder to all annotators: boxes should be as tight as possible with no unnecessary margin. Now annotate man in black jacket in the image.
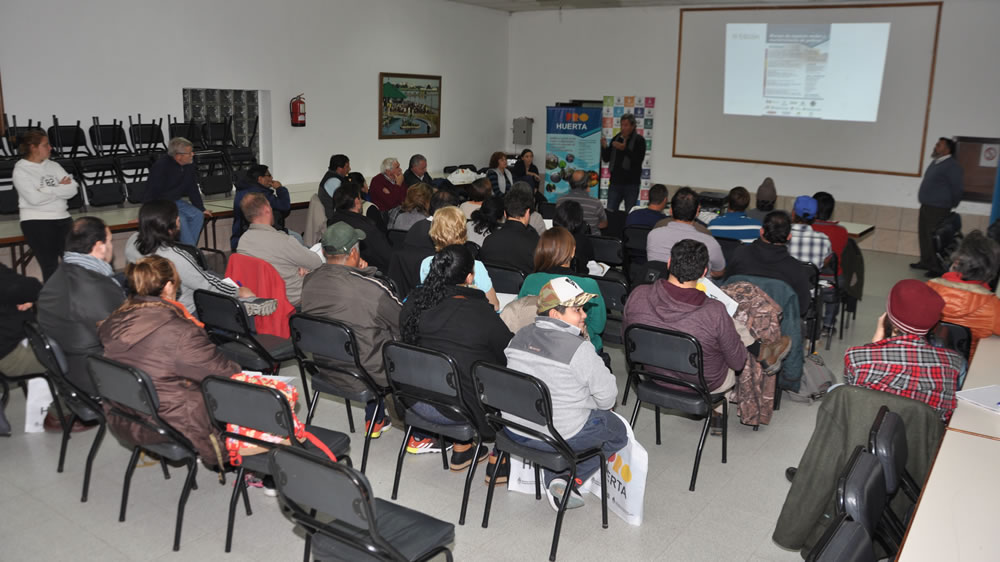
[725,211,813,314]
[0,264,45,436]
[230,164,292,251]
[327,181,392,273]
[144,137,210,246]
[403,154,433,187]
[36,217,126,394]
[913,137,964,274]
[601,113,646,212]
[479,188,540,274]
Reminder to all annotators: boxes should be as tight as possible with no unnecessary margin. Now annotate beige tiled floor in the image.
[0,251,923,561]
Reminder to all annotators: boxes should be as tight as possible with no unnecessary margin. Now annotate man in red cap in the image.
[844,279,965,421]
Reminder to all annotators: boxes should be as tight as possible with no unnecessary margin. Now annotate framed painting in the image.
[379,72,441,139]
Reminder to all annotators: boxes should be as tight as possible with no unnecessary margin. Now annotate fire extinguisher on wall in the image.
[290,94,306,127]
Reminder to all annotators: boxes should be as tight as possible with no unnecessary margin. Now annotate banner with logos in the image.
[544,106,603,203]
[601,95,655,205]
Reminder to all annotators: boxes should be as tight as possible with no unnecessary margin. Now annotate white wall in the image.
[505,0,999,214]
[0,0,509,183]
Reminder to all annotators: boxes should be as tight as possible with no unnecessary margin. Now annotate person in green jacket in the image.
[518,227,607,352]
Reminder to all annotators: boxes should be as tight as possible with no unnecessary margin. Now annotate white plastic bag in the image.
[24,377,53,433]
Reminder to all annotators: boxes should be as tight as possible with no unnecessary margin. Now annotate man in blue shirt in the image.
[625,183,668,228]
[708,186,762,243]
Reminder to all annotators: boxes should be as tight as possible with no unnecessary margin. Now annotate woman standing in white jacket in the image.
[12,131,78,280]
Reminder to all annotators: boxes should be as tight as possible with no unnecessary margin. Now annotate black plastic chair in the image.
[269,447,455,562]
[624,324,727,492]
[538,201,556,220]
[798,261,821,354]
[24,322,106,502]
[76,156,125,207]
[588,235,625,271]
[384,342,484,525]
[0,159,18,215]
[442,165,458,174]
[48,122,93,158]
[806,512,875,562]
[115,153,153,204]
[930,321,972,365]
[194,150,234,196]
[87,355,198,552]
[714,236,742,267]
[483,261,526,294]
[387,228,409,247]
[837,445,897,554]
[601,209,627,239]
[623,224,652,281]
[193,290,294,375]
[587,275,628,345]
[223,146,257,180]
[201,375,351,553]
[866,406,920,542]
[472,361,608,562]
[89,120,132,156]
[128,118,166,154]
[288,313,387,473]
[821,253,841,350]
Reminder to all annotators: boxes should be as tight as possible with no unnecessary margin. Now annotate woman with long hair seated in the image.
[419,206,500,310]
[125,200,253,313]
[400,244,514,480]
[518,227,607,352]
[98,256,241,468]
[389,183,432,231]
[466,196,504,247]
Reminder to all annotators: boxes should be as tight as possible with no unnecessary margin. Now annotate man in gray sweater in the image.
[913,137,964,273]
[504,277,626,511]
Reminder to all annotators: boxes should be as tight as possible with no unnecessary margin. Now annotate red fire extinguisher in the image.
[290,94,306,127]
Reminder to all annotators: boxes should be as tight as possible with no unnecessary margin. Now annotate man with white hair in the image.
[144,137,211,246]
[370,157,407,212]
[403,153,433,187]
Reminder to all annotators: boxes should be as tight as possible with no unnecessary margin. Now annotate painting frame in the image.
[378,72,441,140]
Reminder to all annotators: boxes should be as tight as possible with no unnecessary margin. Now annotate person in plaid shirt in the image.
[788,196,832,266]
[845,279,965,421]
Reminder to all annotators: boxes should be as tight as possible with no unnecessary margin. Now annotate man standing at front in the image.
[913,137,963,274]
[601,113,646,212]
[144,137,211,246]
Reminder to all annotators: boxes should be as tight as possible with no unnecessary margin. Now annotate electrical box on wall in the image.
[513,117,533,145]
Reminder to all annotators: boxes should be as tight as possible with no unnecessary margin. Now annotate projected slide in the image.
[724,23,890,122]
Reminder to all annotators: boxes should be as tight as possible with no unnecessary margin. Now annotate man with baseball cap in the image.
[844,279,965,421]
[502,277,626,512]
[300,222,403,438]
[789,195,835,331]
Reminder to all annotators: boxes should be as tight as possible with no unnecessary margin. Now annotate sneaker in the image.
[484,455,509,485]
[365,418,392,439]
[546,477,585,511]
[261,475,277,497]
[450,445,489,471]
[406,436,449,455]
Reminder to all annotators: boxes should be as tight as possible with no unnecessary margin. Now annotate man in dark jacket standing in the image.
[37,217,125,394]
[913,137,964,273]
[230,164,292,251]
[0,264,45,436]
[144,137,210,246]
[479,189,540,274]
[601,113,646,212]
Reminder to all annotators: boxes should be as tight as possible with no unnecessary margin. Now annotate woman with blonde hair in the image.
[418,206,500,310]
[389,183,433,231]
[517,227,607,352]
[98,256,240,468]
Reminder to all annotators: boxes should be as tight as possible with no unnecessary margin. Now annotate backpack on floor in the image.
[784,354,836,403]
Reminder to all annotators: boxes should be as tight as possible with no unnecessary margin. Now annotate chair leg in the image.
[629,399,642,428]
[458,437,482,525]
[654,406,661,445]
[120,446,141,522]
[344,399,355,433]
[534,463,542,500]
[621,372,632,406]
[549,466,576,561]
[360,399,378,474]
[839,301,846,340]
[57,413,77,473]
[482,450,507,528]
[721,402,728,464]
[81,422,106,502]
[391,426,413,500]
[302,534,312,562]
[689,415,711,492]
[225,466,246,553]
[241,475,252,516]
[439,436,449,471]
[305,390,320,425]
[172,459,198,551]
[599,455,609,529]
[161,458,171,480]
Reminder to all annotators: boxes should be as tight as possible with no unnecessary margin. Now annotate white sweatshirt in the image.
[12,159,79,221]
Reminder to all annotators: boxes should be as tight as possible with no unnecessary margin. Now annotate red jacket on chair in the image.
[225,253,294,338]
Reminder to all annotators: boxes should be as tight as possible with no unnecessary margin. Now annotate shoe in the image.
[759,335,792,374]
[909,262,929,270]
[924,270,939,278]
[262,475,277,497]
[245,473,278,497]
[785,467,797,483]
[546,477,585,511]
[43,412,93,433]
[450,444,489,471]
[710,412,724,436]
[406,436,450,455]
[365,418,392,439]
[484,454,510,484]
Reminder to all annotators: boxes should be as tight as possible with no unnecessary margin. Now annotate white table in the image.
[948,336,1000,439]
[840,221,874,239]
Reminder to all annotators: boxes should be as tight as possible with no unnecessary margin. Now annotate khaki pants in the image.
[0,344,45,378]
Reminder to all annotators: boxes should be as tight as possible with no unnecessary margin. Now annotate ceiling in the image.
[446,0,870,12]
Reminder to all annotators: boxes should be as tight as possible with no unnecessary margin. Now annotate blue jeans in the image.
[176,199,205,247]
[506,409,628,486]
[606,183,640,213]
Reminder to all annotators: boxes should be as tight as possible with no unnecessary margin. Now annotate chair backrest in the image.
[115,154,153,204]
[383,342,463,407]
[806,513,875,562]
[472,361,552,429]
[77,156,125,207]
[624,324,703,377]
[836,446,887,535]
[443,165,458,174]
[714,236,742,265]
[48,124,92,158]
[622,225,652,253]
[168,122,202,147]
[588,275,628,312]
[0,159,19,214]
[201,121,232,147]
[589,235,624,267]
[195,150,234,195]
[193,289,253,337]
[89,123,131,156]
[387,229,408,247]
[603,209,627,239]
[87,355,160,415]
[201,375,295,440]
[129,122,166,153]
[483,262,526,294]
[288,313,362,369]
[930,321,972,362]
[538,201,556,220]
[867,406,908,496]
